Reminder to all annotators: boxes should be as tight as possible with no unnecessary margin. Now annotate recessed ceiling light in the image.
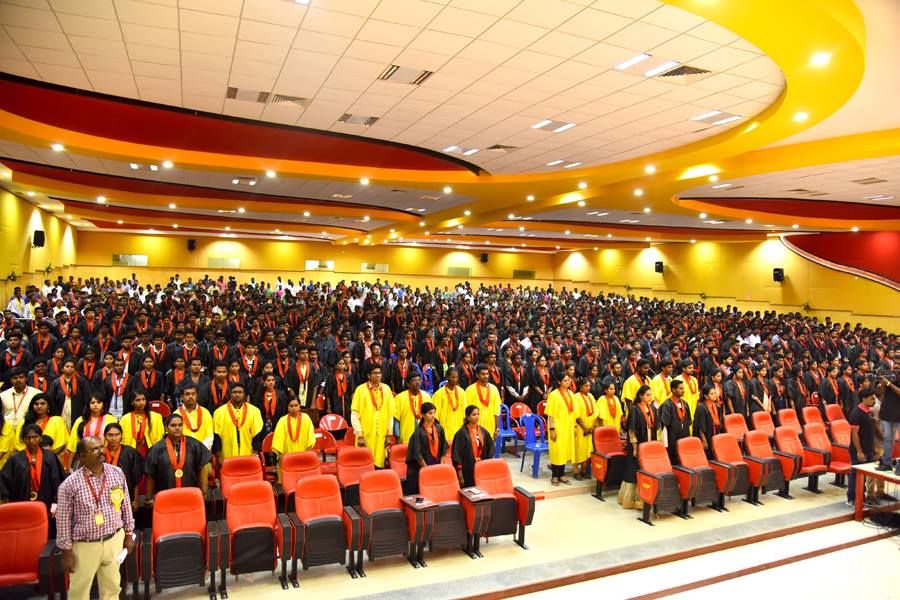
[225,226,231,231]
[711,115,742,126]
[96,196,106,203]
[162,160,173,169]
[532,119,552,129]
[546,160,564,166]
[555,245,560,250]
[462,148,479,156]
[172,224,178,229]
[419,221,425,226]
[792,224,799,229]
[745,218,753,224]
[526,195,534,201]
[577,200,586,207]
[699,213,707,219]
[129,163,140,170]
[643,207,651,213]
[508,213,515,219]
[643,60,679,77]
[690,239,696,244]
[521,243,526,247]
[424,231,430,235]
[607,234,612,238]
[464,209,471,216]
[645,236,652,241]
[274,229,281,234]
[457,225,463,229]
[485,241,491,245]
[26,191,35,197]
[793,111,809,122]
[295,0,310,5]
[690,110,722,121]
[563,161,582,168]
[303,211,311,217]
[266,170,277,178]
[116,219,123,225]
[359,177,369,185]
[237,207,246,213]
[593,246,598,251]
[810,52,831,67]
[362,215,370,222]
[708,175,719,182]
[553,123,576,133]
[851,226,859,232]
[168,203,177,209]
[51,143,65,152]
[443,185,452,194]
[443,145,459,152]
[615,53,651,71]
[518,226,525,231]
[232,178,239,184]
[864,194,894,201]
[578,182,587,190]
[564,230,571,235]
[248,179,256,186]
[644,165,656,175]
[634,188,643,197]
[711,183,732,189]
[149,165,159,171]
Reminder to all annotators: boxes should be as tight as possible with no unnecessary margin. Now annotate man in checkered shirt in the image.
[56,435,136,600]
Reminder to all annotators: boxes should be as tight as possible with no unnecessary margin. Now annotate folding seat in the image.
[804,422,851,487]
[287,474,362,584]
[590,426,626,501]
[778,409,803,438]
[355,470,424,575]
[825,404,846,423]
[751,411,775,440]
[274,451,322,512]
[417,464,468,556]
[676,437,725,512]
[314,428,338,475]
[142,487,219,598]
[744,430,792,500]
[0,502,62,599]
[775,426,829,494]
[389,444,408,491]
[802,406,825,428]
[723,413,749,444]
[636,441,694,525]
[472,459,536,550]
[710,433,755,504]
[337,446,375,506]
[217,481,293,595]
[211,455,264,519]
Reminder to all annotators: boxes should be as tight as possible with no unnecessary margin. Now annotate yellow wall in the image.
[0,189,77,299]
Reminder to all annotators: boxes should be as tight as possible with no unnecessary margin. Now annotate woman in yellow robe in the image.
[573,377,599,479]
[597,378,626,434]
[272,398,316,481]
[350,365,395,467]
[546,373,581,486]
[120,390,165,456]
[67,393,118,453]
[433,367,466,445]
[17,394,68,455]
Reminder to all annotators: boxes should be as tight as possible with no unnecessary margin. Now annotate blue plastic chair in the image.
[422,365,435,393]
[519,414,549,478]
[494,404,519,458]
[439,380,447,389]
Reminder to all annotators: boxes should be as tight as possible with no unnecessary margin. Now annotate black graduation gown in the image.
[47,374,91,423]
[727,379,749,417]
[451,425,494,488]
[526,368,550,411]
[324,373,354,420]
[0,449,64,513]
[405,422,448,494]
[658,398,692,465]
[624,404,657,483]
[252,389,288,435]
[748,377,771,414]
[144,436,212,493]
[106,444,144,499]
[693,402,723,457]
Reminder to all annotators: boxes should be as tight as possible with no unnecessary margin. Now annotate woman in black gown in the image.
[620,385,657,511]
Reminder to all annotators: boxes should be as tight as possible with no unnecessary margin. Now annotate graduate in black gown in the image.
[621,385,657,510]
[658,379,692,465]
[0,424,64,525]
[693,384,723,458]
[404,402,448,494]
[144,413,212,507]
[451,405,494,488]
[103,422,143,512]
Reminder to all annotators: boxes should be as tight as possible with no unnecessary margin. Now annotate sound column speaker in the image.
[33,230,45,247]
[480,253,488,264]
[654,261,664,274]
[773,268,784,282]
[187,239,197,252]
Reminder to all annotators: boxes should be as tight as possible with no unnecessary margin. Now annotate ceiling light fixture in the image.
[564,230,571,235]
[51,143,65,152]
[303,211,311,217]
[172,224,178,229]
[546,160,564,166]
[532,119,552,129]
[643,207,651,213]
[809,51,831,67]
[443,186,452,194]
[225,226,231,231]
[266,170,277,178]
[691,110,722,121]
[793,111,809,122]
[711,115,742,126]
[851,226,859,232]
[553,123,576,133]
[708,175,719,182]
[745,218,753,224]
[443,145,459,152]
[129,163,140,170]
[518,226,525,231]
[26,191,35,197]
[96,196,106,203]
[578,182,587,190]
[168,203,177,209]
[419,221,425,226]
[711,183,732,189]
[149,165,159,171]
[237,207,246,214]
[699,213,707,219]
[644,60,679,77]
[792,224,800,229]
[644,165,656,174]
[634,188,643,197]
[555,245,560,250]
[359,177,369,185]
[690,239,696,244]
[162,160,173,169]
[116,220,123,225]
[463,148,479,156]
[645,236,652,241]
[508,213,515,219]
[464,210,471,216]
[362,215,370,221]
[231,178,239,184]
[526,195,534,201]
[563,162,582,168]
[607,234,612,238]
[615,53,651,71]
[577,200,586,207]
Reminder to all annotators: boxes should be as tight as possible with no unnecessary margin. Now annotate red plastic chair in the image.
[751,411,776,438]
[710,433,755,504]
[472,459,536,550]
[775,426,829,494]
[319,414,353,449]
[275,451,323,512]
[389,444,408,481]
[337,447,375,505]
[723,413,749,443]
[802,406,825,427]
[314,428,338,475]
[260,432,278,482]
[0,502,58,597]
[509,402,531,439]
[636,441,693,524]
[589,426,625,501]
[150,400,171,418]
[804,422,851,487]
[777,409,802,438]
[143,487,218,598]
[824,404,846,423]
[744,430,794,500]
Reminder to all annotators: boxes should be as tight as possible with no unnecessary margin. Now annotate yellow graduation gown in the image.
[271,412,316,455]
[651,374,671,408]
[621,373,649,405]
[597,393,624,433]
[120,411,165,449]
[177,406,214,448]
[213,402,264,459]
[433,384,465,445]
[546,388,580,466]
[67,414,118,453]
[574,392,599,464]
[350,383,394,467]
[0,421,15,470]
[15,416,69,452]
[676,375,700,417]
[464,382,501,433]
[394,389,431,444]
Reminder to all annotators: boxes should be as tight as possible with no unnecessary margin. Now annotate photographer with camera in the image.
[875,348,900,475]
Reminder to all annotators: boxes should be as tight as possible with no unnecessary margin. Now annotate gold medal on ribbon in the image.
[174,468,184,479]
[109,487,125,513]
[95,513,105,526]
[29,491,38,501]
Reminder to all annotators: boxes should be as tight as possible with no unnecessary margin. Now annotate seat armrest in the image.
[672,465,698,499]
[401,497,436,543]
[124,530,140,584]
[773,450,801,479]
[513,486,536,526]
[345,505,367,550]
[458,489,493,535]
[709,460,735,494]
[277,513,293,560]
[286,512,303,559]
[804,447,831,466]
[216,519,230,571]
[140,527,152,587]
[273,482,286,510]
[207,520,220,573]
[831,443,851,463]
[741,455,771,486]
[636,469,665,505]
[38,539,57,594]
[210,487,224,520]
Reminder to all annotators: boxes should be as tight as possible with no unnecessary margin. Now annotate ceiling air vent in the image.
[659,65,710,77]
[269,94,310,108]
[487,144,518,153]
[378,65,434,85]
[852,177,888,185]
[226,87,270,103]
[339,113,379,126]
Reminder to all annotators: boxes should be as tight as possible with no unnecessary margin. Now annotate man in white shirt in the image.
[5,287,26,317]
[1,367,41,427]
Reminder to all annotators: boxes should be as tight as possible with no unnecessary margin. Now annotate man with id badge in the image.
[56,435,135,599]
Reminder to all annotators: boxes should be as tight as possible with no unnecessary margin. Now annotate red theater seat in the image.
[356,470,422,576]
[802,406,825,428]
[389,443,408,484]
[211,455,264,519]
[825,404,846,423]
[287,474,362,583]
[743,430,792,500]
[677,437,727,512]
[711,433,755,504]
[0,502,59,597]
[418,464,468,556]
[751,411,776,439]
[337,447,375,505]
[804,422,851,487]
[472,459,536,551]
[636,441,693,525]
[275,451,323,512]
[590,426,626,501]
[143,487,218,598]
[775,426,828,494]
[724,413,749,443]
[830,419,852,447]
[778,409,803,438]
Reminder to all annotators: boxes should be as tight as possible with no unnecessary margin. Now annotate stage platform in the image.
[164,453,870,600]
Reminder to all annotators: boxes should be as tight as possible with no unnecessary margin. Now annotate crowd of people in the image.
[1,274,898,526]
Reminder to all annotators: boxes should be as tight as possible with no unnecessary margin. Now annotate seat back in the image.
[825,404,845,423]
[802,406,825,427]
[778,410,802,436]
[337,447,375,487]
[389,444,407,478]
[314,428,337,458]
[152,487,206,544]
[474,458,515,495]
[536,400,547,417]
[294,475,343,523]
[711,433,743,463]
[318,413,349,432]
[775,426,803,456]
[220,455,264,496]
[260,432,274,454]
[593,426,624,454]
[359,470,403,514]
[724,414,749,440]
[751,412,775,437]
[509,402,531,421]
[281,451,322,493]
[225,481,277,532]
[803,422,832,452]
[637,441,672,474]
[418,464,461,503]
[150,400,171,418]
[520,413,545,445]
[830,419,852,446]
[744,430,774,459]
[0,502,48,579]
[677,437,709,469]
[498,404,513,432]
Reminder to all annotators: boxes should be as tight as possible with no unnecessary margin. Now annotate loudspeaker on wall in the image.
[654,261,664,274]
[187,239,197,252]
[773,268,784,282]
[480,253,488,264]
[33,230,45,247]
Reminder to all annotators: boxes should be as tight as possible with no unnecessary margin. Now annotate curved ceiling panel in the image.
[783,231,900,290]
